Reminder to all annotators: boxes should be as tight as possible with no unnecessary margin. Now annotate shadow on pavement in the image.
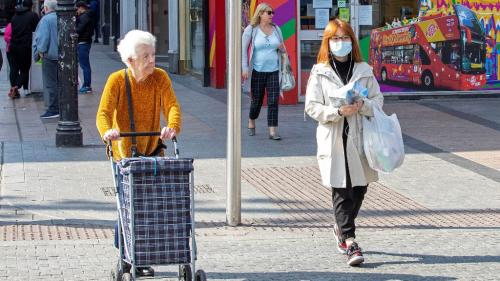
[0,218,115,228]
[203,271,456,281]
[364,251,500,268]
[1,197,115,212]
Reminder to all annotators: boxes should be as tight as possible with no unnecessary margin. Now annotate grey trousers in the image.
[42,58,59,113]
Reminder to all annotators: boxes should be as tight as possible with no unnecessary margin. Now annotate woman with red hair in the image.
[305,19,383,266]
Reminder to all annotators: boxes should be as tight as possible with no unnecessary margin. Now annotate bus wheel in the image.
[422,72,434,89]
[381,68,388,82]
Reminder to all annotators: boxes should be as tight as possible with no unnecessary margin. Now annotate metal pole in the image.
[351,0,359,39]
[226,0,241,226]
[56,0,83,147]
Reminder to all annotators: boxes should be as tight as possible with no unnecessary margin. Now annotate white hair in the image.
[117,30,157,67]
[43,0,57,11]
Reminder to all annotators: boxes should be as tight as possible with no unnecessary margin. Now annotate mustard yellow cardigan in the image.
[96,68,181,160]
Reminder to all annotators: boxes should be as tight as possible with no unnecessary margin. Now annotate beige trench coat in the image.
[305,62,384,188]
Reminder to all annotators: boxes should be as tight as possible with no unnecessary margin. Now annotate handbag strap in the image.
[124,69,138,157]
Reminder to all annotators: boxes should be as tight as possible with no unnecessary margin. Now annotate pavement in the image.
[0,40,500,281]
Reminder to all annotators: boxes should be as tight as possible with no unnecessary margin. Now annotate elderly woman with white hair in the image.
[96,29,181,158]
[96,30,181,278]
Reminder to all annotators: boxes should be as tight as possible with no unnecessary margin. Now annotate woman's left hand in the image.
[354,100,364,110]
[278,43,285,52]
[160,127,176,140]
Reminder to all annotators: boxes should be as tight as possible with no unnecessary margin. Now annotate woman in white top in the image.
[242,3,285,140]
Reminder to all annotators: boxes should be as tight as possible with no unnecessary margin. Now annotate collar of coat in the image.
[311,61,374,87]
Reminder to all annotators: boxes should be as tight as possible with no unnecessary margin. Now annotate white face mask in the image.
[329,40,352,57]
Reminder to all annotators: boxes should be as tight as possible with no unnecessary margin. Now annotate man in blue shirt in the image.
[32,0,59,119]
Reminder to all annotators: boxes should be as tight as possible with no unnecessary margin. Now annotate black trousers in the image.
[332,118,368,240]
[9,46,32,90]
[249,70,280,127]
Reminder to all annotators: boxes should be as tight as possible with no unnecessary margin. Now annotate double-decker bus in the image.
[368,5,486,90]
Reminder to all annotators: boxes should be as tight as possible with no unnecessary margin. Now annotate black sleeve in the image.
[31,12,40,32]
[76,14,90,35]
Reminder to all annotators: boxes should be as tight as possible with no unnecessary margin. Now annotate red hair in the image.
[316,19,363,64]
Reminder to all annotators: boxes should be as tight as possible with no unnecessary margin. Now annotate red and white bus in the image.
[368,5,486,90]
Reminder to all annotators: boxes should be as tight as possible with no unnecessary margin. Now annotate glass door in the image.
[299,0,341,97]
[151,0,169,56]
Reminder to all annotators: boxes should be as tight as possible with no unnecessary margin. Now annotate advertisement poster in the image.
[367,2,498,93]
[315,9,330,29]
[313,0,332,9]
[358,5,372,25]
[339,8,350,22]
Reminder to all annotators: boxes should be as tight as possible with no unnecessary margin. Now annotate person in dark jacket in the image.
[89,0,100,43]
[75,1,94,94]
[9,0,39,98]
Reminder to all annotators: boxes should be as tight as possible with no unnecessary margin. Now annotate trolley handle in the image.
[119,132,160,137]
[108,132,179,158]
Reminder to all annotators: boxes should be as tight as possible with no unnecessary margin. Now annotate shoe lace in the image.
[347,243,362,256]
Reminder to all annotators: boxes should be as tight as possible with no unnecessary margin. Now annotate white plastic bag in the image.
[362,104,405,173]
[280,52,295,91]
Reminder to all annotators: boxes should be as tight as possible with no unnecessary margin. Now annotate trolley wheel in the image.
[121,273,131,281]
[110,267,119,281]
[195,269,207,281]
[111,259,130,281]
[180,264,192,281]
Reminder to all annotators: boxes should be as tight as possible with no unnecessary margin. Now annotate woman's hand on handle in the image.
[103,129,120,141]
[242,71,249,81]
[160,127,176,140]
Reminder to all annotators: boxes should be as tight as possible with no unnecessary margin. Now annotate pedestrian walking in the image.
[96,30,181,278]
[75,1,94,94]
[241,2,285,140]
[305,19,384,266]
[8,0,39,98]
[89,0,100,43]
[32,0,59,119]
[4,23,13,96]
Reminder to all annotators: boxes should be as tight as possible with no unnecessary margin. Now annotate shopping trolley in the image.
[108,132,206,281]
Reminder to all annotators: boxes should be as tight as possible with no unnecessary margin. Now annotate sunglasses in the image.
[264,11,275,15]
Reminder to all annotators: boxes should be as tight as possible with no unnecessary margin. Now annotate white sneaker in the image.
[23,89,31,96]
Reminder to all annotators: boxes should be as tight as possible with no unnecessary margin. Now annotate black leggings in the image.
[9,47,32,90]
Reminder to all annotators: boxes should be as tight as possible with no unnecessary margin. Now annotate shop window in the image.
[300,0,340,30]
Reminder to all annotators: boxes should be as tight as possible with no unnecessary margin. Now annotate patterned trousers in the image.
[250,70,280,127]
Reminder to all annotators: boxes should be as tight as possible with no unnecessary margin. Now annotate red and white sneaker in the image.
[333,223,348,254]
[346,242,364,266]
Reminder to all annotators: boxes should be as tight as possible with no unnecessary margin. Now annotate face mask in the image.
[329,40,352,57]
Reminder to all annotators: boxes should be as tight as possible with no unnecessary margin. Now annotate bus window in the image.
[455,5,484,36]
[434,41,461,69]
[382,47,394,64]
[462,42,485,73]
[403,45,414,64]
